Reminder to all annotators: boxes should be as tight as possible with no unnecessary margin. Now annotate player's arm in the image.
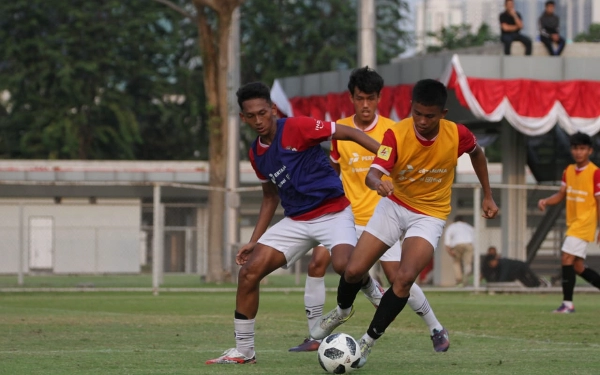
[333,124,379,154]
[469,145,498,219]
[250,182,279,243]
[366,129,396,196]
[538,182,566,211]
[365,167,393,197]
[329,139,341,176]
[236,181,279,265]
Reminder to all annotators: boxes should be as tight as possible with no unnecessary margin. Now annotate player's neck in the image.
[259,119,278,145]
[575,160,590,169]
[353,115,377,131]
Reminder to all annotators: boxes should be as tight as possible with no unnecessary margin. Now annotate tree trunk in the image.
[193,0,241,283]
[156,0,244,283]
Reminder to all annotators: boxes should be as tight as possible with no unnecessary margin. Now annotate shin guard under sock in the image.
[337,274,363,310]
[366,289,408,340]
[580,267,600,289]
[562,265,576,302]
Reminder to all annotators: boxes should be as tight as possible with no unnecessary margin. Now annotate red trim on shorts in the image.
[386,195,427,215]
[290,195,350,221]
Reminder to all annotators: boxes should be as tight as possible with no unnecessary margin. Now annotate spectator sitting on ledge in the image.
[539,1,566,56]
[499,0,532,55]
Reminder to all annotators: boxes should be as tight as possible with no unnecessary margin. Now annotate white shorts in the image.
[365,198,445,250]
[561,236,589,259]
[258,206,356,268]
[356,225,401,262]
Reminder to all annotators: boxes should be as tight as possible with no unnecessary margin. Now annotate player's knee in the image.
[394,270,418,288]
[343,263,365,284]
[307,260,327,277]
[237,264,263,286]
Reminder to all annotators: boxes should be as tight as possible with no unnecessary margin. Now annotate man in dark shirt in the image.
[539,1,565,56]
[499,0,532,55]
[483,254,544,287]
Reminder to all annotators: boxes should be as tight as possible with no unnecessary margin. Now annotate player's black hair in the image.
[236,82,272,110]
[545,1,555,6]
[569,132,592,147]
[412,79,448,110]
[347,66,384,96]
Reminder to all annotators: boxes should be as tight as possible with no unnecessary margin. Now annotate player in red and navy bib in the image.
[207,81,381,365]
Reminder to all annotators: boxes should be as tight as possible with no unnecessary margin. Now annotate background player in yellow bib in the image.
[289,67,449,353]
[311,79,498,368]
[538,132,600,313]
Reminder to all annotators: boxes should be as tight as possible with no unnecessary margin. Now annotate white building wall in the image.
[0,198,141,274]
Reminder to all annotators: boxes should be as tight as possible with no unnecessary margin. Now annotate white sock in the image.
[407,283,443,335]
[361,332,376,345]
[361,276,382,296]
[234,318,255,358]
[304,276,326,335]
[337,305,353,317]
[563,300,574,308]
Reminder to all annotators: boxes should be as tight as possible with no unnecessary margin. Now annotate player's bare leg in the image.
[381,259,448,351]
[311,233,388,340]
[357,237,442,367]
[207,244,287,364]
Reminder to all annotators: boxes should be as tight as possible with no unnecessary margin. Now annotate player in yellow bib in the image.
[289,67,449,353]
[538,132,600,313]
[311,79,498,368]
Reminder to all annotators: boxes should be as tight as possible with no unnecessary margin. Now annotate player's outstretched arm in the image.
[538,185,566,212]
[237,182,279,265]
[469,145,498,219]
[366,167,393,197]
[333,124,380,154]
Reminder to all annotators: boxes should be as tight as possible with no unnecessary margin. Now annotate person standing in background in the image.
[444,215,475,287]
[538,132,600,313]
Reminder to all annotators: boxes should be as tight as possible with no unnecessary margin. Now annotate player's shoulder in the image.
[336,116,354,126]
[378,116,397,127]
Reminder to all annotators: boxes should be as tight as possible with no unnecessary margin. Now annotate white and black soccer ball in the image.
[317,333,361,374]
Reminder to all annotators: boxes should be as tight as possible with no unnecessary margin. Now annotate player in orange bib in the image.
[311,79,498,368]
[289,67,449,353]
[538,132,600,313]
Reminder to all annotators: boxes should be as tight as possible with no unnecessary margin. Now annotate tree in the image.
[0,0,202,160]
[239,0,411,85]
[574,23,600,42]
[426,23,497,53]
[154,0,245,282]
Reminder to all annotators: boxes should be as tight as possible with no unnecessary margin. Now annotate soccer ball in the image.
[317,333,361,374]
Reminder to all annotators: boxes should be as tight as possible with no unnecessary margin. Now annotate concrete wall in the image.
[0,198,141,274]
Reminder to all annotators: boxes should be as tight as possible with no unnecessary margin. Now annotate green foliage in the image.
[239,0,411,85]
[427,23,497,53]
[0,0,206,160]
[574,23,600,42]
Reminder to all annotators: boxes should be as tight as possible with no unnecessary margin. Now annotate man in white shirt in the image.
[444,216,475,286]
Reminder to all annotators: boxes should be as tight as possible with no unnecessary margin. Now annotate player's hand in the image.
[481,197,499,219]
[375,180,394,197]
[538,199,547,212]
[236,242,256,265]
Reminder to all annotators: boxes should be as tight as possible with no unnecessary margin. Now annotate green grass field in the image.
[1,285,599,375]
